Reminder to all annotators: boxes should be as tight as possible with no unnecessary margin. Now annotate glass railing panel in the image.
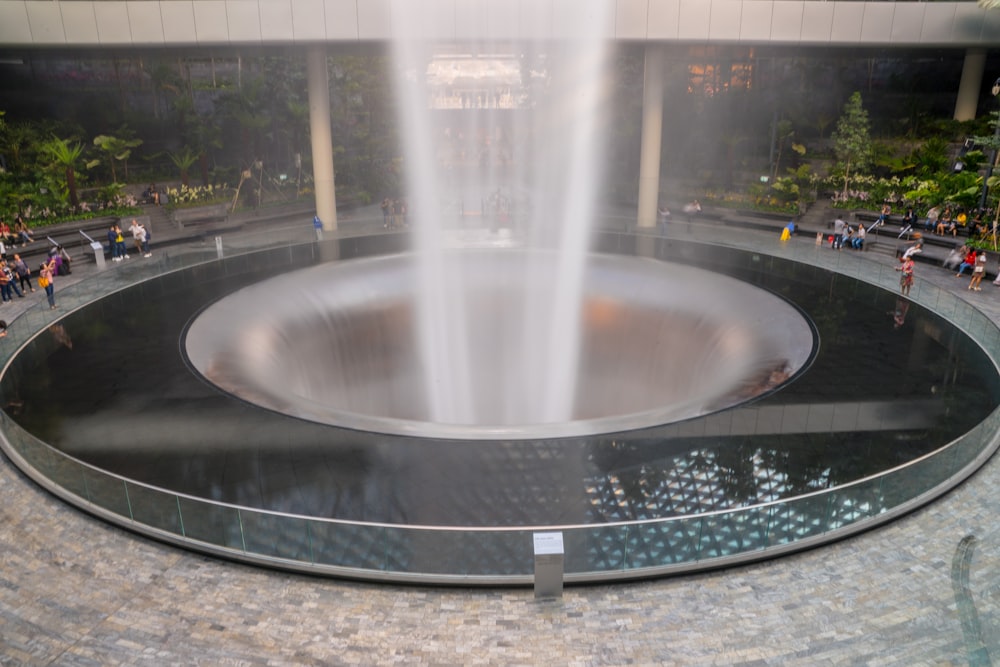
[176,497,244,550]
[879,455,953,509]
[823,477,885,529]
[41,452,89,499]
[81,467,130,516]
[564,525,626,573]
[763,494,833,546]
[352,527,536,577]
[696,508,770,559]
[309,521,396,571]
[125,482,183,534]
[240,510,314,562]
[623,518,704,569]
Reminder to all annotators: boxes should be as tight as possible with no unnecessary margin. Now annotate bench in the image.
[172,203,229,230]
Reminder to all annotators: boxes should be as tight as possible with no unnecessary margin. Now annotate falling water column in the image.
[636,45,666,230]
[307,46,338,231]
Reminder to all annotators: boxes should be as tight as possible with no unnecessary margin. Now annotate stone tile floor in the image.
[2,214,1000,666]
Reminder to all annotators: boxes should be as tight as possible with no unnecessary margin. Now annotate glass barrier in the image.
[1,225,998,583]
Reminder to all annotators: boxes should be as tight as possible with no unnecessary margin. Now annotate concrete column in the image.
[637,45,666,229]
[307,46,337,231]
[954,49,986,122]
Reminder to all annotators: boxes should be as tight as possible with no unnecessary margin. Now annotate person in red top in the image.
[956,248,978,277]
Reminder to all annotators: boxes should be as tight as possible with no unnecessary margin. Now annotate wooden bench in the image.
[172,203,229,230]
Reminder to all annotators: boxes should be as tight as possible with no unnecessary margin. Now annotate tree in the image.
[972,109,1000,244]
[188,117,224,187]
[93,130,143,183]
[831,91,873,200]
[771,119,796,183]
[38,136,92,208]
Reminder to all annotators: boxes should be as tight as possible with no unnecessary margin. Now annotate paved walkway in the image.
[2,210,1000,666]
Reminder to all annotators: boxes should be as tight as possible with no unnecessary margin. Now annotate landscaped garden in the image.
[1,51,998,240]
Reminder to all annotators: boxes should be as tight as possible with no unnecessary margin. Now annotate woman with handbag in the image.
[38,258,56,309]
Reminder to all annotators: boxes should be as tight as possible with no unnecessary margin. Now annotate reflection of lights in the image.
[424,55,533,110]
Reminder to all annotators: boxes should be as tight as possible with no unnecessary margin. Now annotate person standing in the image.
[381,197,392,229]
[0,264,12,304]
[129,218,151,257]
[832,216,847,249]
[658,204,672,235]
[969,253,988,291]
[683,199,702,223]
[108,224,120,262]
[114,224,129,260]
[896,256,915,296]
[12,254,33,293]
[38,258,56,309]
[3,262,23,299]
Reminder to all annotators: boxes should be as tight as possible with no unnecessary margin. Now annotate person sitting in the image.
[902,206,916,228]
[55,245,71,275]
[955,247,978,276]
[936,206,953,235]
[973,215,988,238]
[852,224,866,250]
[13,218,33,246]
[956,209,968,231]
[877,203,891,224]
[842,225,855,249]
[901,239,924,261]
[924,205,941,232]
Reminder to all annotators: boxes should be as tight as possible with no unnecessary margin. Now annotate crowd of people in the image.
[0,216,36,252]
[380,198,408,230]
[0,214,156,320]
[857,202,1000,297]
[106,219,152,261]
[0,250,61,310]
[829,215,868,250]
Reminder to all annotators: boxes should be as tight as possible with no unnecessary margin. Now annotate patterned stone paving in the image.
[2,216,1000,665]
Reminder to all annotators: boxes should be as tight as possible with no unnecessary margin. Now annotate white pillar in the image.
[307,46,337,231]
[637,45,665,229]
[954,49,986,122]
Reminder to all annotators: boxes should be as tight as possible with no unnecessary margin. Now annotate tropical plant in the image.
[910,136,951,177]
[167,146,200,186]
[93,130,143,182]
[38,136,96,208]
[164,183,231,208]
